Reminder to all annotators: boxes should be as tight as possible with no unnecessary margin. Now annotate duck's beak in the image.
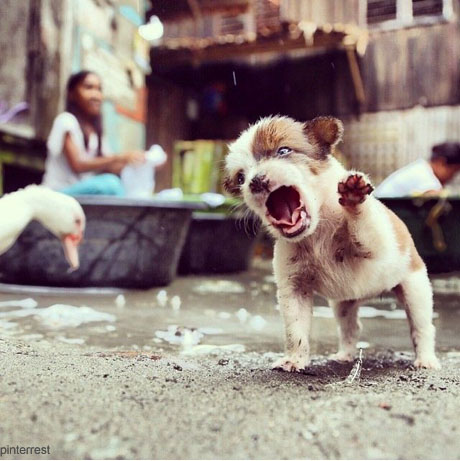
[61,233,82,271]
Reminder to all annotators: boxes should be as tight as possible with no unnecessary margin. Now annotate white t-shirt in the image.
[374,158,442,198]
[42,112,111,190]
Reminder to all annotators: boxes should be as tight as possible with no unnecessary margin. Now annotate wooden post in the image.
[345,46,366,106]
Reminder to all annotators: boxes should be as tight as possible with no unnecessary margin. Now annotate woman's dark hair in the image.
[65,70,103,157]
[431,142,460,165]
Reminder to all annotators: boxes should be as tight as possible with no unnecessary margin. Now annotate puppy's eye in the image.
[236,171,245,185]
[277,146,292,156]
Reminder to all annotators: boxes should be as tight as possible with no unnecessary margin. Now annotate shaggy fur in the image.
[225,115,440,371]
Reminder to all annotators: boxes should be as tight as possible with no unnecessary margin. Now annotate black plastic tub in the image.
[178,212,260,274]
[381,197,460,273]
[0,196,203,288]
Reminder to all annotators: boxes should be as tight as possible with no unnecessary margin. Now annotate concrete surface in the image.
[1,259,460,459]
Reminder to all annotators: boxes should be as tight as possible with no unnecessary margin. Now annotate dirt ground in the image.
[1,259,460,459]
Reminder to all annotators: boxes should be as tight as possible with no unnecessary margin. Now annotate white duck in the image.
[0,185,85,269]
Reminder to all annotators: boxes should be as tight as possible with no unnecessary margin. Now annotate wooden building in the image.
[146,0,460,188]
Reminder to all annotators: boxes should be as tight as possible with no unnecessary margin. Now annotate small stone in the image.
[378,402,392,410]
[301,430,314,440]
[170,295,181,311]
[235,308,249,324]
[115,294,126,309]
[249,315,267,331]
[156,290,168,307]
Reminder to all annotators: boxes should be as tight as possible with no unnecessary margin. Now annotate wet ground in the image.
[1,258,460,459]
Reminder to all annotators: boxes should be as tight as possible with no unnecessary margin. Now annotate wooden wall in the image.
[0,1,31,121]
[280,0,365,26]
[0,0,70,140]
[361,22,460,112]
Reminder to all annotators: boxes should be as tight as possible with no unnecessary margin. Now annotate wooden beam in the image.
[187,0,203,21]
[345,46,366,105]
[151,31,348,68]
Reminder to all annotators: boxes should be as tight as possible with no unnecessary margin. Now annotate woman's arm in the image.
[63,132,144,174]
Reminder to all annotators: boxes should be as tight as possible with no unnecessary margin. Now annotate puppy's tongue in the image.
[270,200,293,224]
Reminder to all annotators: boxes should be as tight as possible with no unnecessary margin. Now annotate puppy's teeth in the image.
[300,210,307,219]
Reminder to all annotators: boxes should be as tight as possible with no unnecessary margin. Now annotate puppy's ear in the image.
[223,175,242,197]
[304,116,344,158]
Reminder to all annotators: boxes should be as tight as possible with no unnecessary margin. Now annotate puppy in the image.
[224,115,440,371]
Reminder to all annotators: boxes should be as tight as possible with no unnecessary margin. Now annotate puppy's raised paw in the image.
[338,174,374,207]
[414,355,441,370]
[272,355,309,372]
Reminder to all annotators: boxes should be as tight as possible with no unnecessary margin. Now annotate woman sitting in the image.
[42,70,145,196]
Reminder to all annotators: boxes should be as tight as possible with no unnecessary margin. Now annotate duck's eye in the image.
[277,146,292,156]
[236,171,245,185]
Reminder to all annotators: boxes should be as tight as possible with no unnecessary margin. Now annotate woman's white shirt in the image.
[42,112,111,190]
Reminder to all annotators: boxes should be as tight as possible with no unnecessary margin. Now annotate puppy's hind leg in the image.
[394,269,440,369]
[329,300,362,362]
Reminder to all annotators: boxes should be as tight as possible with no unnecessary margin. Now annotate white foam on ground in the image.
[0,298,38,310]
[155,326,224,348]
[0,304,116,329]
[0,320,18,330]
[56,336,85,345]
[155,326,203,346]
[236,308,250,324]
[249,315,267,331]
[193,280,245,294]
[313,305,438,320]
[156,290,168,307]
[115,295,126,309]
[170,295,181,311]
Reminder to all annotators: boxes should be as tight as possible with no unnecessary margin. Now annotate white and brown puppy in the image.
[224,115,440,371]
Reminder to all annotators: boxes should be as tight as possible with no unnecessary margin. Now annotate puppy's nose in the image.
[249,174,270,194]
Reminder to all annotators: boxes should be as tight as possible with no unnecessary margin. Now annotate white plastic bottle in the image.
[121,145,167,198]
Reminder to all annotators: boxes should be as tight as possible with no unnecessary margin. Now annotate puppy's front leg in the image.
[272,289,312,372]
[337,173,382,254]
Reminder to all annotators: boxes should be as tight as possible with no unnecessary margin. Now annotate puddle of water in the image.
[0,260,459,356]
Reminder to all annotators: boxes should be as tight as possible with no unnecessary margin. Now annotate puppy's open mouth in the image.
[265,186,310,238]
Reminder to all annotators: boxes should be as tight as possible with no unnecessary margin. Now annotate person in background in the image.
[375,142,460,197]
[42,70,145,196]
